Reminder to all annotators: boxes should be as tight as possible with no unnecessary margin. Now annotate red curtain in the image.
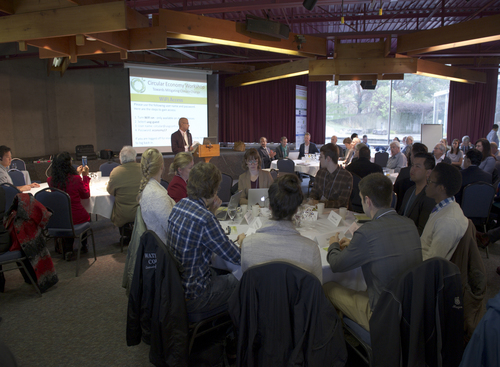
[447,68,498,143]
[219,74,326,144]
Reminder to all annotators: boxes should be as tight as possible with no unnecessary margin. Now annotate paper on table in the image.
[328,210,342,227]
[347,221,360,236]
[245,227,256,236]
[314,230,347,250]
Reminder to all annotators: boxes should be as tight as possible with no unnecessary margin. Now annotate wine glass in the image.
[227,205,238,224]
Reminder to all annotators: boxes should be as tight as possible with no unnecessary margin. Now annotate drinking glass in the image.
[227,206,237,224]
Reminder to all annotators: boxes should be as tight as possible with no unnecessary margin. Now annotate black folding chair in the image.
[374,152,389,168]
[8,169,25,186]
[99,162,120,177]
[0,183,20,212]
[10,158,26,171]
[35,187,96,276]
[217,173,233,205]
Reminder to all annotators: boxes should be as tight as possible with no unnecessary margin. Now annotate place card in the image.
[347,221,360,236]
[245,227,256,236]
[250,217,263,230]
[328,210,342,227]
[243,211,254,225]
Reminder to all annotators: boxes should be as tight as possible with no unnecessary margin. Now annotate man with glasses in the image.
[420,163,468,260]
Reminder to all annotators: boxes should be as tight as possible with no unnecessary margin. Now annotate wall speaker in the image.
[246,16,290,40]
[303,0,319,11]
[361,80,377,90]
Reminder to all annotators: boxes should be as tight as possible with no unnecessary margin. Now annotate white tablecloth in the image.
[213,209,367,291]
[270,159,320,177]
[30,177,115,219]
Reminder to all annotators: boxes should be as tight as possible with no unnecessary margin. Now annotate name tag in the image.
[328,211,342,227]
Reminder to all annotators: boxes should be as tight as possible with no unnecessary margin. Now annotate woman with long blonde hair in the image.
[138,148,175,244]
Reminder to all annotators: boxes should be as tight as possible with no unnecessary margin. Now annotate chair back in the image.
[1,183,20,213]
[270,169,278,181]
[99,162,120,177]
[229,262,347,366]
[277,159,295,174]
[34,188,75,235]
[374,151,389,167]
[160,179,169,190]
[10,158,26,171]
[391,192,397,209]
[217,173,233,204]
[349,174,363,213]
[461,182,495,219]
[8,169,25,186]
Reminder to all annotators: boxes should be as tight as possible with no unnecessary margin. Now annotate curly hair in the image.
[50,152,77,191]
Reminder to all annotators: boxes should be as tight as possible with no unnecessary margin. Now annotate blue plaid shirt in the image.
[166,197,240,299]
[431,196,455,213]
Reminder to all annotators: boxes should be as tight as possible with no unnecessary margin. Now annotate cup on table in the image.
[252,204,260,217]
[240,204,248,214]
[339,207,347,220]
[316,202,325,216]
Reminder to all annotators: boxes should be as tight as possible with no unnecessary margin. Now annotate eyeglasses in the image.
[247,160,258,165]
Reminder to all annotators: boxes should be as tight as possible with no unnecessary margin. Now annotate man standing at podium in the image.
[171,117,193,154]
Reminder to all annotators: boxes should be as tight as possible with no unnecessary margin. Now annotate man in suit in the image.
[275,136,289,160]
[455,149,492,205]
[346,145,383,178]
[257,137,276,168]
[398,152,436,235]
[171,117,192,154]
[433,143,451,164]
[298,132,319,159]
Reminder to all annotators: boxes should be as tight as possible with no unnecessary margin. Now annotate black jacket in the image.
[229,262,347,367]
[127,231,189,367]
[370,258,464,367]
[346,157,383,179]
[298,142,319,159]
[398,185,435,236]
[456,165,492,205]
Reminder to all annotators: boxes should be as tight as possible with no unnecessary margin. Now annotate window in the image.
[326,75,450,147]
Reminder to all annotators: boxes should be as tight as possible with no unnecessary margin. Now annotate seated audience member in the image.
[257,137,276,168]
[393,143,428,212]
[420,163,468,261]
[167,152,194,203]
[106,146,142,232]
[440,138,450,151]
[171,117,192,154]
[346,145,383,178]
[401,136,413,155]
[446,139,463,167]
[241,174,322,281]
[346,137,361,165]
[343,138,354,163]
[48,152,90,259]
[331,136,344,157]
[351,133,358,140]
[331,135,338,145]
[393,137,400,143]
[166,162,245,313]
[433,143,451,164]
[238,148,274,205]
[454,149,492,205]
[138,148,176,244]
[386,141,407,173]
[476,138,496,174]
[460,135,474,154]
[275,136,289,160]
[399,153,436,235]
[298,132,319,159]
[487,123,499,145]
[0,145,39,191]
[309,143,352,208]
[491,142,500,161]
[324,173,422,331]
[362,135,370,148]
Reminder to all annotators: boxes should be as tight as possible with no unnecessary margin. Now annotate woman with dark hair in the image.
[447,139,463,167]
[475,138,496,174]
[238,148,274,204]
[47,152,90,259]
[240,174,322,281]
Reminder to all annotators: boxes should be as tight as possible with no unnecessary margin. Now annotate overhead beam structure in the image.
[159,9,327,57]
[397,13,500,55]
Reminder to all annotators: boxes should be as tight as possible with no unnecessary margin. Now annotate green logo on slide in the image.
[131,78,146,93]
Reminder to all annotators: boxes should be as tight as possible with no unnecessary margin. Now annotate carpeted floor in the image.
[1,215,500,367]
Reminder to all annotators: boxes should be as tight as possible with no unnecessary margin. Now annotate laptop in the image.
[215,190,243,220]
[289,151,300,160]
[247,188,269,207]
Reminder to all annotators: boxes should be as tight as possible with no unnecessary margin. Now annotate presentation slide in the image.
[126,64,210,153]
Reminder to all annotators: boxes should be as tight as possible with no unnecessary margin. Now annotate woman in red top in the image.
[47,152,90,259]
[167,152,194,203]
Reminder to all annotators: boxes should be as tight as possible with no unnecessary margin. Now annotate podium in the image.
[194,144,220,163]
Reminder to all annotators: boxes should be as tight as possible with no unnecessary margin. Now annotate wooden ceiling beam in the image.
[225,58,310,87]
[397,14,500,55]
[159,9,327,57]
[0,1,148,44]
[427,57,500,66]
[0,0,14,14]
[309,58,418,76]
[26,37,71,56]
[335,40,387,59]
[415,59,487,83]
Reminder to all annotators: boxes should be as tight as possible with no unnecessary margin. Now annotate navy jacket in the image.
[298,142,319,159]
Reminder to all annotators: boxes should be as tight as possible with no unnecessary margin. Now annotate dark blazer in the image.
[275,145,289,160]
[455,165,492,205]
[298,143,319,159]
[393,167,415,212]
[171,130,192,154]
[258,146,274,169]
[398,185,435,236]
[346,157,383,178]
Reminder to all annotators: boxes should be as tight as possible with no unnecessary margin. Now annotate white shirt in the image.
[181,130,189,152]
